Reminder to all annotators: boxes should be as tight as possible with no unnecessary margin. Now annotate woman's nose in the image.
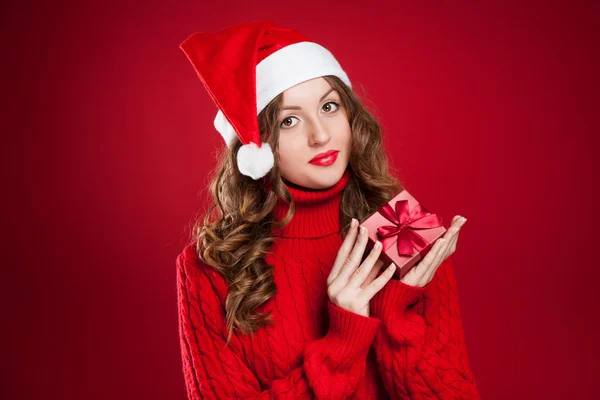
[308,118,330,145]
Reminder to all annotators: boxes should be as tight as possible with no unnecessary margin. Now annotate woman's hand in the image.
[327,218,396,317]
[399,215,467,288]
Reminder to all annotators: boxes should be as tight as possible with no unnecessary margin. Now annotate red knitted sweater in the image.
[176,168,481,399]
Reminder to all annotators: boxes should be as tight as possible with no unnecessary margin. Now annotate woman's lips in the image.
[309,151,339,166]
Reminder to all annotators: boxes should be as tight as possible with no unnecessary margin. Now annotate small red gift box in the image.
[360,190,447,280]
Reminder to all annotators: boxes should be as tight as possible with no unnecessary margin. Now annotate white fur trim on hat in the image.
[255,41,352,113]
[214,41,351,148]
[214,110,238,147]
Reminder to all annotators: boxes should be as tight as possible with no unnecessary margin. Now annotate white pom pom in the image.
[236,141,274,180]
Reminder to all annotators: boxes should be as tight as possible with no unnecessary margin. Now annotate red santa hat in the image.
[179,20,352,180]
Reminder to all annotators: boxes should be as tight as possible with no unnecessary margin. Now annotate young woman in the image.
[176,20,481,399]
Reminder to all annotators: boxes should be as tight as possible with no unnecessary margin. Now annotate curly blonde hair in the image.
[190,75,404,345]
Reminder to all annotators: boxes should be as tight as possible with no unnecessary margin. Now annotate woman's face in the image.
[276,77,351,190]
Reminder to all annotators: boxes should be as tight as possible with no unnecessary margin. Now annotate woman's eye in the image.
[322,101,339,113]
[280,116,299,129]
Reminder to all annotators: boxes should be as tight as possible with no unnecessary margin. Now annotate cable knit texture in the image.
[176,167,481,399]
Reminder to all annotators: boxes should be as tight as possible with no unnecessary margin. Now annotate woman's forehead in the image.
[281,78,337,106]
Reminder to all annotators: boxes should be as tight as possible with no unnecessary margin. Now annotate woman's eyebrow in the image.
[281,88,337,111]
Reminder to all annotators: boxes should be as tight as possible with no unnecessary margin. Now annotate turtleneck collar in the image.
[272,167,352,239]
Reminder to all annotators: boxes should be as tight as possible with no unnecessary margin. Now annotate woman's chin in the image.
[283,165,347,191]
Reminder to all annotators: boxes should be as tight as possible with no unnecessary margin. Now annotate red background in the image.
[4,0,599,398]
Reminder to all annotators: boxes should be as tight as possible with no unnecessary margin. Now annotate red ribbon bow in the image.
[376,199,442,256]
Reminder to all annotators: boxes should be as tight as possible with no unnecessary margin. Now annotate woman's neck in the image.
[272,168,352,238]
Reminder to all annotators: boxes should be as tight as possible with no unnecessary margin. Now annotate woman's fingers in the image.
[335,225,370,285]
[448,228,459,253]
[448,216,465,253]
[361,259,385,289]
[436,216,464,261]
[347,240,383,288]
[419,236,447,272]
[423,215,466,283]
[359,262,397,301]
[423,234,452,283]
[423,224,456,281]
[400,235,446,286]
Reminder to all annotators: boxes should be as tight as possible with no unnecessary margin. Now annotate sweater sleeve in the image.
[369,255,482,399]
[176,253,382,399]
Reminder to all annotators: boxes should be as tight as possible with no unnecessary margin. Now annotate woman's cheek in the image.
[277,142,297,168]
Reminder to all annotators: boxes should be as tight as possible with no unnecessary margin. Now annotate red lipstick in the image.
[309,150,339,166]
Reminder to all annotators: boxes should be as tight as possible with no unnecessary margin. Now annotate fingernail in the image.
[460,218,467,226]
[351,218,356,227]
[360,226,366,235]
